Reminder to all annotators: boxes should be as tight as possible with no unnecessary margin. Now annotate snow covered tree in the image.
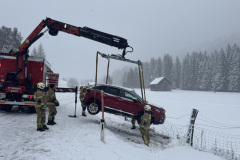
[228,44,240,92]
[31,47,38,57]
[173,56,181,88]
[156,57,163,78]
[163,54,173,83]
[67,77,79,88]
[37,43,46,58]
[0,26,22,52]
[180,54,190,90]
[30,43,46,58]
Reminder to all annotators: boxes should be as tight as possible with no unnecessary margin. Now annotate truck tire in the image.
[28,106,36,113]
[2,105,13,112]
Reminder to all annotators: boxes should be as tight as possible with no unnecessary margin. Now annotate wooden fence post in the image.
[186,108,199,146]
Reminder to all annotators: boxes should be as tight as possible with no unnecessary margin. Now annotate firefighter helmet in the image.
[37,82,45,89]
[144,105,151,111]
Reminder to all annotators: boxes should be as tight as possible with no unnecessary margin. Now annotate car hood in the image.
[147,101,165,111]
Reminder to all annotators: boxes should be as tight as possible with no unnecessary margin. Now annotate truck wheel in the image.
[4,105,13,112]
[28,106,36,113]
[87,100,100,115]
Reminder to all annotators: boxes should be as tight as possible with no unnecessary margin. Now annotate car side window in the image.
[96,86,103,90]
[119,90,135,100]
[125,91,135,100]
[104,87,118,96]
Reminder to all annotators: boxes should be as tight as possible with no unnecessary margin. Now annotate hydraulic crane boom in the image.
[16,17,132,84]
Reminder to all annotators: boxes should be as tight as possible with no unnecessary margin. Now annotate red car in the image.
[82,84,166,125]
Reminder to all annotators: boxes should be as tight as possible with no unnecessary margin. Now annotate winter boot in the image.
[131,126,136,129]
[52,118,57,125]
[43,125,49,130]
[82,111,87,117]
[47,120,55,125]
[37,128,45,132]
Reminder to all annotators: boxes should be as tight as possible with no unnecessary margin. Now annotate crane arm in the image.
[16,17,132,84]
[19,17,131,56]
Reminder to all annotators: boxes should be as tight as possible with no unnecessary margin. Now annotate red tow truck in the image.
[0,17,131,112]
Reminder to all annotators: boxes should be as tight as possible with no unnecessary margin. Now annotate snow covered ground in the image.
[0,80,239,160]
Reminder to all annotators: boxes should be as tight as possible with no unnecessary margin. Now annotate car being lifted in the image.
[82,84,166,125]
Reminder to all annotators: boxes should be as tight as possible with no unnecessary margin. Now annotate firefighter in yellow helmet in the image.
[46,84,59,125]
[80,86,87,116]
[34,82,48,132]
[140,105,152,146]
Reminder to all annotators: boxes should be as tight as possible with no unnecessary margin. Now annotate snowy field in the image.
[0,80,239,160]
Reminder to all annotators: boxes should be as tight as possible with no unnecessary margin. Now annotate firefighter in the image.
[34,82,49,132]
[140,105,152,146]
[46,84,59,125]
[80,86,87,117]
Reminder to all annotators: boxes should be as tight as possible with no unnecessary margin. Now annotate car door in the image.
[118,89,143,116]
[102,86,120,112]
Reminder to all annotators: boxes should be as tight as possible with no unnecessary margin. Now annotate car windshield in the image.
[130,91,144,102]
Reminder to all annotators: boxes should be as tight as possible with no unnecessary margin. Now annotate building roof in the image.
[149,77,165,85]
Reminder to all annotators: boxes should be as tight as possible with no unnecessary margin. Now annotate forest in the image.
[116,43,240,92]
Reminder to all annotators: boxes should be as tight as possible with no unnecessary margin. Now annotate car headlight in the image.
[154,108,162,113]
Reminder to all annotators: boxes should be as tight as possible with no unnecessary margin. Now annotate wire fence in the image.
[161,113,240,160]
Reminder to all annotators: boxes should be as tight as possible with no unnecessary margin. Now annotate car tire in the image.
[87,99,101,115]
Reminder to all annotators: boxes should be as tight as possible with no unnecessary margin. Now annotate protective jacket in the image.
[80,90,86,102]
[46,88,58,106]
[140,111,152,130]
[34,89,47,109]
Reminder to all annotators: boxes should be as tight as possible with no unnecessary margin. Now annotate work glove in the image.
[55,101,59,106]
[51,98,56,102]
[38,100,41,104]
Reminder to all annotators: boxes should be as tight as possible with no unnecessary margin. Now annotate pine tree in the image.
[181,54,190,90]
[228,44,240,92]
[163,54,173,82]
[37,43,46,58]
[173,56,181,88]
[67,77,79,88]
[31,47,38,56]
[0,26,22,52]
[156,57,163,77]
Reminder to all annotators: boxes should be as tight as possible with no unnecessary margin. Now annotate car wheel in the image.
[87,101,100,115]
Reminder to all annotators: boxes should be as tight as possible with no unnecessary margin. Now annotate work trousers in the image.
[140,127,150,146]
[81,102,86,112]
[48,105,57,121]
[35,107,46,129]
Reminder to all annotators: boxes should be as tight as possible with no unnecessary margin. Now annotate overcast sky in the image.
[1,0,240,81]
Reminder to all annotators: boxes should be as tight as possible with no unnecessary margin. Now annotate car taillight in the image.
[29,96,34,99]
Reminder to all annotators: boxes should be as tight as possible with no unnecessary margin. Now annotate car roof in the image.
[92,84,134,92]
